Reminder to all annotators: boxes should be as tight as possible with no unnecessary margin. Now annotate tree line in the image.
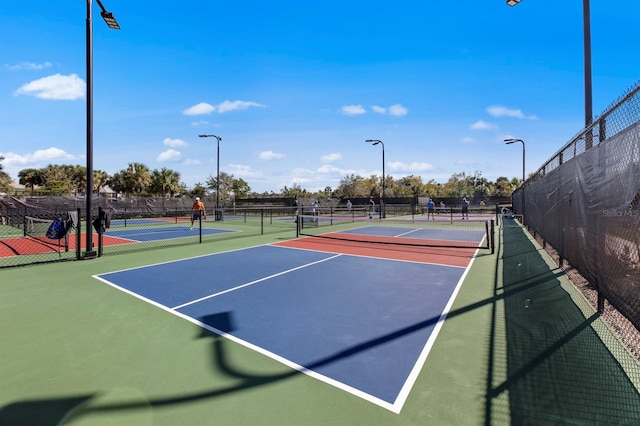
[0,158,521,202]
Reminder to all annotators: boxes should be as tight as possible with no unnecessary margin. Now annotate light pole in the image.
[85,0,120,259]
[365,139,385,218]
[507,0,592,127]
[199,134,222,212]
[505,138,525,222]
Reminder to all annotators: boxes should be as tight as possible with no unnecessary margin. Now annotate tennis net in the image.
[297,214,494,252]
[24,216,69,252]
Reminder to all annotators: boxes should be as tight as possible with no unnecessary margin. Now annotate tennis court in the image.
[0,218,237,257]
[94,221,485,412]
[2,215,639,425]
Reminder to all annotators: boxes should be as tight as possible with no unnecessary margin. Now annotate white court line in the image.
[394,228,422,238]
[93,243,481,414]
[171,253,342,310]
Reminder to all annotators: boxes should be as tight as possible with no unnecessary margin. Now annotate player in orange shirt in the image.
[190,197,205,229]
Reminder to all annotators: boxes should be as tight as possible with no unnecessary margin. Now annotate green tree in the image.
[280,183,306,198]
[494,177,512,197]
[108,163,151,196]
[190,183,207,198]
[149,167,182,197]
[230,178,251,199]
[93,169,110,194]
[18,168,43,195]
[0,171,11,193]
[206,171,235,205]
[334,174,367,198]
[71,166,87,195]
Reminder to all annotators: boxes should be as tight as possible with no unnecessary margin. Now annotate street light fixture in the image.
[507,0,592,127]
[84,0,120,259]
[365,139,385,218]
[199,134,222,212]
[505,138,525,222]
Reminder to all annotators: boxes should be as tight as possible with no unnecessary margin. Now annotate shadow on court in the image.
[3,227,640,424]
[484,224,640,425]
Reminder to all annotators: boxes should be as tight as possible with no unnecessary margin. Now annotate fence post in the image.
[76,208,82,260]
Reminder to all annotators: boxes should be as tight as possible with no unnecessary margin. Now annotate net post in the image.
[97,207,104,257]
[490,219,495,254]
[76,208,82,260]
[198,213,202,243]
[261,208,264,235]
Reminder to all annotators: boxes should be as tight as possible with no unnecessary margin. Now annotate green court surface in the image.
[1,224,639,425]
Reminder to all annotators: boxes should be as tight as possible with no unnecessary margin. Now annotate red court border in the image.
[273,235,477,267]
[0,233,134,258]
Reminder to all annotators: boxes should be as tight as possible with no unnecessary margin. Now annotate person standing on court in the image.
[427,198,435,220]
[346,199,353,212]
[368,197,375,219]
[191,197,205,229]
[461,196,470,220]
[309,199,319,222]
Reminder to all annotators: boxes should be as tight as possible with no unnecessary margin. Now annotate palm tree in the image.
[93,169,110,195]
[69,166,86,195]
[150,167,181,197]
[18,168,43,195]
[126,162,151,195]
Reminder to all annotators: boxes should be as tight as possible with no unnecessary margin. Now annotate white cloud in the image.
[6,61,53,71]
[388,103,408,117]
[388,161,433,172]
[317,164,341,174]
[228,163,263,178]
[0,147,77,167]
[189,120,210,127]
[183,102,215,115]
[216,100,265,113]
[259,150,285,160]
[461,137,476,143]
[341,105,366,116]
[470,120,498,130]
[183,100,265,115]
[320,153,342,163]
[370,103,408,116]
[163,138,188,148]
[486,105,537,120]
[157,149,182,162]
[14,73,85,100]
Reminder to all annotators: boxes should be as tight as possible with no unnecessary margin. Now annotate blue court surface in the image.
[95,244,471,412]
[104,226,236,242]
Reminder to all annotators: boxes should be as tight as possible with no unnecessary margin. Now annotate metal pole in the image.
[381,142,385,219]
[217,137,220,210]
[583,0,593,127]
[198,134,222,214]
[521,141,525,223]
[504,138,525,222]
[85,0,95,258]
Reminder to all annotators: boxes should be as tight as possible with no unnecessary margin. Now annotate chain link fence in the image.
[514,80,640,333]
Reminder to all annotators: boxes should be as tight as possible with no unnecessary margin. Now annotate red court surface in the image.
[274,234,479,267]
[0,234,132,257]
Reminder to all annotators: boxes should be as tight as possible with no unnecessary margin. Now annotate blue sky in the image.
[1,1,638,194]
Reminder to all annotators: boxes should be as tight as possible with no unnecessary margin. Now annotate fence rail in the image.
[514,80,640,330]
